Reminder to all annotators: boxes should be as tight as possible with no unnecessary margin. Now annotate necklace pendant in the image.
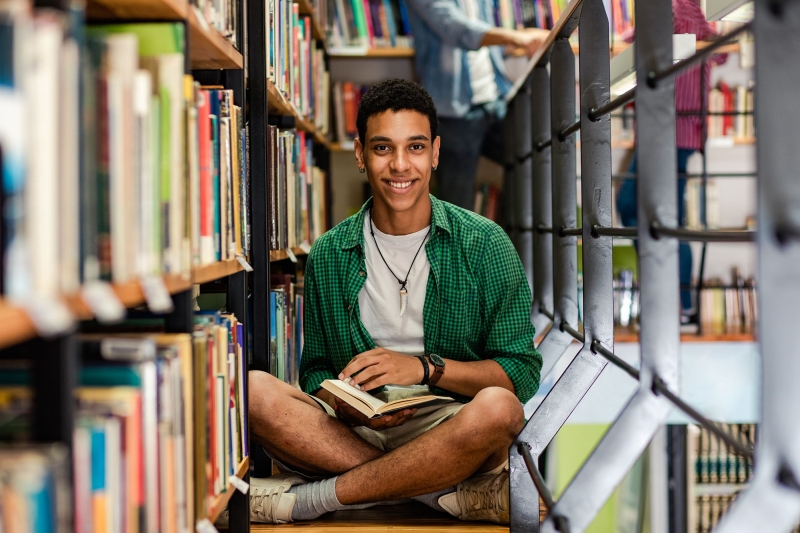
[399,287,408,318]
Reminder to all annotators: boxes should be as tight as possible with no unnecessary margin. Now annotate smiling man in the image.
[245,79,541,525]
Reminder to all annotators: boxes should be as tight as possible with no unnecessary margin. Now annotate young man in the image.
[245,79,541,525]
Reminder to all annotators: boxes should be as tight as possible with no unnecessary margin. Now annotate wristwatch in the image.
[426,353,445,388]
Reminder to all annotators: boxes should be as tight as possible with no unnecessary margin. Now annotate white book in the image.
[320,380,453,419]
[188,84,201,267]
[59,38,81,294]
[104,416,123,533]
[106,34,139,284]
[134,70,157,277]
[220,117,230,260]
[142,54,186,275]
[26,16,62,298]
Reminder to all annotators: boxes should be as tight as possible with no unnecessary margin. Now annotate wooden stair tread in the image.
[248,502,509,531]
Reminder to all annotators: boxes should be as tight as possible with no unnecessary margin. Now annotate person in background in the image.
[404,0,549,210]
[616,0,727,318]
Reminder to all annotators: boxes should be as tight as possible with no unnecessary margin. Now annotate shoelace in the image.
[250,486,287,522]
[456,476,507,520]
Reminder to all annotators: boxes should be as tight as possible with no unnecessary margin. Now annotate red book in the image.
[362,0,375,47]
[343,82,358,137]
[198,91,213,262]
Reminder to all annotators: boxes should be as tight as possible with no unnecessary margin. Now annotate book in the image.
[320,379,453,418]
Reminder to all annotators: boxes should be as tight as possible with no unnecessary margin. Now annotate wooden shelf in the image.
[614,329,756,344]
[207,456,250,524]
[85,0,242,70]
[267,79,331,148]
[270,247,309,262]
[188,6,243,69]
[192,259,245,285]
[294,0,326,44]
[86,0,186,20]
[0,264,244,349]
[328,47,415,58]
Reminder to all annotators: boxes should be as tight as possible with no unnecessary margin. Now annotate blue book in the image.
[396,0,412,36]
[270,291,278,377]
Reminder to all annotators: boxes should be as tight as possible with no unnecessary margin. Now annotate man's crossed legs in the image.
[245,370,525,523]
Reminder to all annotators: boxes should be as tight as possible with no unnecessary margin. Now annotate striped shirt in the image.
[623,0,727,149]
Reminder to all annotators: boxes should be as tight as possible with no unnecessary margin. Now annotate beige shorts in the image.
[308,386,465,451]
[271,386,508,479]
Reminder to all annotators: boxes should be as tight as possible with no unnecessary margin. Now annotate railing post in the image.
[715,1,800,530]
[504,101,520,251]
[542,0,680,530]
[535,38,579,378]
[530,66,555,335]
[516,77,535,292]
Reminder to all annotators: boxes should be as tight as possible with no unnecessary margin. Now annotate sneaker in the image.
[216,474,307,526]
[438,470,510,524]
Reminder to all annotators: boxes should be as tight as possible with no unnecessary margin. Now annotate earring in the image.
[432,165,438,171]
[358,167,366,174]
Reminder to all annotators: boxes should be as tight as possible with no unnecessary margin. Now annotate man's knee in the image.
[248,370,295,422]
[467,387,525,439]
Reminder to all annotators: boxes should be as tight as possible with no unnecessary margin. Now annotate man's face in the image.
[356,109,440,215]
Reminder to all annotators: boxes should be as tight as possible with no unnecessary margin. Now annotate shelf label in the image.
[235,255,254,272]
[299,241,312,254]
[140,276,174,314]
[229,475,250,494]
[81,281,125,323]
[285,248,298,263]
[22,297,75,337]
[195,519,219,533]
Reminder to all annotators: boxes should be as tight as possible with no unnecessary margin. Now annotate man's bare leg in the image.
[336,386,524,504]
[248,370,384,476]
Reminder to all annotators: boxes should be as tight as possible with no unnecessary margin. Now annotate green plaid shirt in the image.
[299,195,542,404]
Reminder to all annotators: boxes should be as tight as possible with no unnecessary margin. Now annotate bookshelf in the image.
[208,456,251,523]
[267,79,331,147]
[328,46,416,58]
[294,0,327,43]
[0,0,253,529]
[270,248,310,262]
[85,0,244,69]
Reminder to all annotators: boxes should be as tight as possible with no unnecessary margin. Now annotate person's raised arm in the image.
[405,0,547,56]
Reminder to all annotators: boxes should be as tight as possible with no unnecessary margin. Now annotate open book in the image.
[320,379,453,419]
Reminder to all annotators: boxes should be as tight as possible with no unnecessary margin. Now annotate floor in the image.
[247,501,546,532]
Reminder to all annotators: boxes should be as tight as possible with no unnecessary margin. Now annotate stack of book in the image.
[0,311,248,533]
[707,82,756,141]
[699,271,758,335]
[473,183,502,223]
[271,272,305,385]
[0,444,72,532]
[191,0,241,48]
[689,423,757,532]
[268,0,330,132]
[328,0,413,50]
[333,81,370,145]
[0,10,249,303]
[268,127,328,250]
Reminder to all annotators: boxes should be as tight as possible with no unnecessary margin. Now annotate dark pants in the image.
[435,100,506,210]
[617,148,695,313]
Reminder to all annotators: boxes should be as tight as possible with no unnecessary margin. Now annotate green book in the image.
[86,22,184,56]
[350,0,369,45]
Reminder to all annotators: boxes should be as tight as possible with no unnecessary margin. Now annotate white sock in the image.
[289,477,376,520]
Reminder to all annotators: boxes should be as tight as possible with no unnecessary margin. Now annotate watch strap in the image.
[416,355,430,385]
[426,354,444,388]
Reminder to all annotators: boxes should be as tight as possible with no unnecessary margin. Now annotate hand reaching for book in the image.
[339,347,425,391]
[334,397,417,429]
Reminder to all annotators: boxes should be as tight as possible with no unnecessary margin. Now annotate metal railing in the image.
[502,1,796,532]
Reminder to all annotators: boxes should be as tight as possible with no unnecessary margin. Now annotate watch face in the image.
[429,353,445,367]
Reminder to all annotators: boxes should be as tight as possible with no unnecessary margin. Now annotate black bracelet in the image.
[416,355,429,385]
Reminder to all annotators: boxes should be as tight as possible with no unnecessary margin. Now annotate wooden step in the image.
[248,500,548,532]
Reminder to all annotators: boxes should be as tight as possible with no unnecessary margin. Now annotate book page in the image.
[321,379,386,412]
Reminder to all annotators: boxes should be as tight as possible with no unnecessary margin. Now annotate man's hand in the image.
[334,397,417,429]
[339,347,425,391]
[510,27,548,57]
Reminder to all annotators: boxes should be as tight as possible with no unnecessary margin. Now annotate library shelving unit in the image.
[0,0,252,531]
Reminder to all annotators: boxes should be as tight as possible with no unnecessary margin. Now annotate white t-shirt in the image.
[358,213,430,356]
[461,0,499,105]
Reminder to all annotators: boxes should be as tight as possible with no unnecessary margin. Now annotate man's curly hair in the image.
[356,79,439,143]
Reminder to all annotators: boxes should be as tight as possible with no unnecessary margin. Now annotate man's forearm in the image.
[434,358,515,398]
[479,27,524,48]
